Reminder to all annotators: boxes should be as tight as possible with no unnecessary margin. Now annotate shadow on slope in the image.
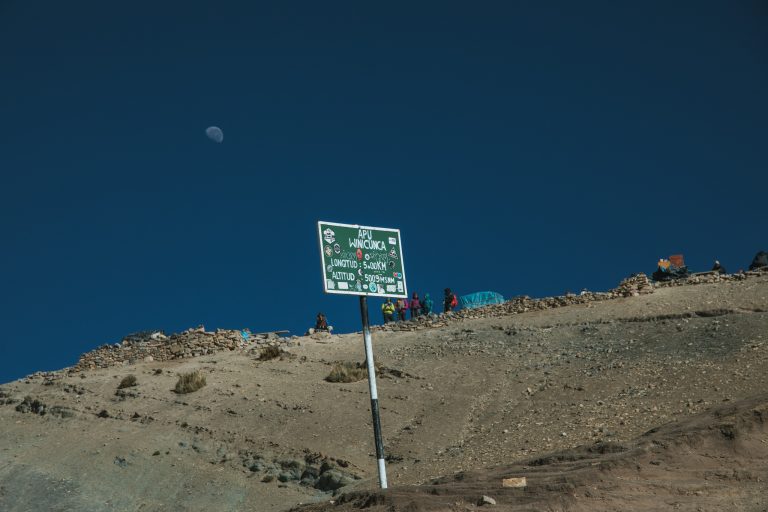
[296,396,768,512]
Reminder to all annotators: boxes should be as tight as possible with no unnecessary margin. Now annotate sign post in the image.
[318,221,408,490]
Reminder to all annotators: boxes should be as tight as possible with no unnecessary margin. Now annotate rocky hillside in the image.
[0,273,766,512]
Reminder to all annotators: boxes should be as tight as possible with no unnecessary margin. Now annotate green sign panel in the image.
[318,221,408,298]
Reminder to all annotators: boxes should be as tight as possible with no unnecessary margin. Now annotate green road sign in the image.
[318,221,408,298]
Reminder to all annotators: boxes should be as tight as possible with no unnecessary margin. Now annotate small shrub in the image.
[258,346,283,361]
[174,370,207,394]
[325,362,375,383]
[117,375,137,389]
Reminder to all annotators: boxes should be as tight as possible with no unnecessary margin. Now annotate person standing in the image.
[396,297,408,321]
[381,299,395,323]
[409,293,421,319]
[422,293,434,315]
[443,288,457,313]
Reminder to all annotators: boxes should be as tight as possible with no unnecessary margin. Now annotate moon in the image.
[205,126,224,143]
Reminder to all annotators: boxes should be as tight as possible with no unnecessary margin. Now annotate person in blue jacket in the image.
[421,293,434,315]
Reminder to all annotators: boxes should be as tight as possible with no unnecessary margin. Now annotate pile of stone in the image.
[613,273,654,297]
[72,326,291,372]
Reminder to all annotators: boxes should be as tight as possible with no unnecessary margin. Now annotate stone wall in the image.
[72,327,289,372]
[372,269,766,332]
[654,270,755,287]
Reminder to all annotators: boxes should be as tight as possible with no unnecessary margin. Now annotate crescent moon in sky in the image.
[205,126,224,143]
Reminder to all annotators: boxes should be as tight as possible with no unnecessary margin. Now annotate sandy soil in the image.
[0,275,766,511]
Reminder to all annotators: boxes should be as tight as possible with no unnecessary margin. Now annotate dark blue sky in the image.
[1,2,766,383]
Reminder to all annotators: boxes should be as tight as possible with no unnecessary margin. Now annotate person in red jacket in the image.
[443,288,458,313]
[409,293,421,319]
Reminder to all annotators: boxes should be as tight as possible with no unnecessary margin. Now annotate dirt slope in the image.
[299,396,768,512]
[0,275,766,511]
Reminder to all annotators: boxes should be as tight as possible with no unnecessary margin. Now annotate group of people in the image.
[313,288,460,333]
[381,293,429,322]
[381,288,458,323]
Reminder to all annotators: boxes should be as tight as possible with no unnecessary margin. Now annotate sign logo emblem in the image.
[389,248,398,259]
[333,243,341,254]
[323,228,335,244]
[356,249,363,260]
[324,245,332,257]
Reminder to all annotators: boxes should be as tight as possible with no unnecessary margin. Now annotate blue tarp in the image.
[458,291,505,309]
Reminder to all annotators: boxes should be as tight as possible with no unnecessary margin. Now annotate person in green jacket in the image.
[381,299,396,323]
[421,293,434,315]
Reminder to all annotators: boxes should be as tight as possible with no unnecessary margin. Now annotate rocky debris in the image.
[656,269,757,287]
[316,469,356,492]
[114,388,139,400]
[478,495,496,506]
[10,395,74,418]
[19,371,66,384]
[62,384,86,395]
[502,476,527,488]
[14,396,46,415]
[72,326,292,372]
[239,451,359,493]
[308,331,333,340]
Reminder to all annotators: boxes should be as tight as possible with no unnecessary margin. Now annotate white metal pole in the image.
[359,296,388,489]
